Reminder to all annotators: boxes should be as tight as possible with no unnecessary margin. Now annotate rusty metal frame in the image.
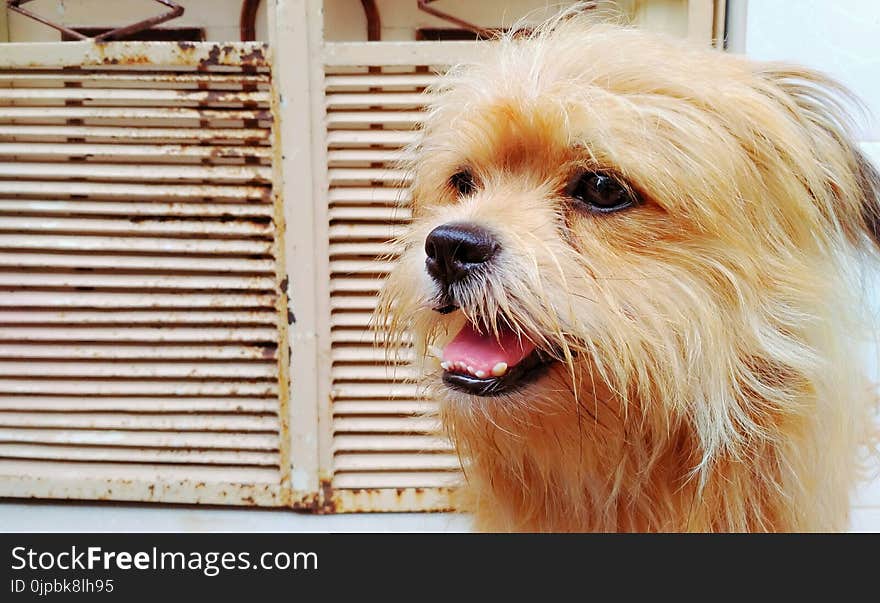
[360,0,381,41]
[0,0,725,516]
[0,40,268,69]
[240,0,261,42]
[7,0,184,41]
[0,37,282,509]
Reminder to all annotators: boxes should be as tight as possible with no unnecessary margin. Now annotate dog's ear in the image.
[854,149,880,247]
[754,65,880,250]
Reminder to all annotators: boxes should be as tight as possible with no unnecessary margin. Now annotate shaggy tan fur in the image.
[377,8,880,532]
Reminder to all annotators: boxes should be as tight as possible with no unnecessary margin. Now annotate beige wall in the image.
[324,0,697,41]
[324,0,566,41]
[4,1,701,43]
[6,0,268,42]
[0,4,8,42]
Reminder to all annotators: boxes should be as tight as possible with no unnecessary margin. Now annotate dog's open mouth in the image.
[439,320,555,396]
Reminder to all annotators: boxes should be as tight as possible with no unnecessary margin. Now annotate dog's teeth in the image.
[475,370,487,379]
[466,365,475,375]
[492,362,508,377]
[440,361,450,371]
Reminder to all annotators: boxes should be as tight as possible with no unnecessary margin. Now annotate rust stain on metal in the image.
[196,43,269,70]
[240,45,267,66]
[199,89,265,104]
[199,45,224,69]
[293,478,337,514]
[5,41,269,71]
[93,44,154,66]
[291,483,461,514]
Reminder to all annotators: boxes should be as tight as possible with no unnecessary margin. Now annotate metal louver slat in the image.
[326,111,423,129]
[329,186,411,203]
[0,163,272,183]
[0,429,278,450]
[0,42,289,508]
[0,310,277,324]
[0,361,276,379]
[0,200,274,218]
[325,92,431,109]
[0,215,273,237]
[0,291,276,308]
[0,181,270,200]
[0,124,271,143]
[0,254,275,272]
[332,472,460,489]
[333,434,454,452]
[0,412,279,431]
[0,445,278,466]
[0,105,270,123]
[327,130,418,147]
[325,64,462,511]
[0,143,272,162]
[0,234,272,254]
[0,71,272,86]
[324,73,436,90]
[0,380,277,396]
[0,396,278,412]
[0,88,270,106]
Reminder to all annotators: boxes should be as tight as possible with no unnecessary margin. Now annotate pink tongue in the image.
[442,322,536,374]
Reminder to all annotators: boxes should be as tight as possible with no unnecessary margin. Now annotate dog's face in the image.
[378,20,878,463]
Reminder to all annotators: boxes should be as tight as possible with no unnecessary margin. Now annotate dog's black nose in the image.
[425,222,499,286]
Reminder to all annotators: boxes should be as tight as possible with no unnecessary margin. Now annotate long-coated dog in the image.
[377,7,880,531]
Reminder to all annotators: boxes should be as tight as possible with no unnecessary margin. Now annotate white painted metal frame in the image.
[270,0,326,509]
[0,38,287,507]
[276,0,470,513]
[313,0,723,512]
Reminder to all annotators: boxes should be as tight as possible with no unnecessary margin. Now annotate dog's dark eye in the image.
[450,170,476,197]
[568,171,636,213]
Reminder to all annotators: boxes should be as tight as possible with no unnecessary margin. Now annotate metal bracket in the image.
[416,0,492,38]
[7,0,184,42]
[416,1,598,39]
[240,0,261,42]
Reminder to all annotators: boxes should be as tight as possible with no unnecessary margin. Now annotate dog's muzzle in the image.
[424,222,499,294]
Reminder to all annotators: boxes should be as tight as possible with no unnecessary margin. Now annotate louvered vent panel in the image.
[326,67,461,498]
[0,53,287,506]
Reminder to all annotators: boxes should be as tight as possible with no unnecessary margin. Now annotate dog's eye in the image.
[450,170,477,197]
[568,171,636,213]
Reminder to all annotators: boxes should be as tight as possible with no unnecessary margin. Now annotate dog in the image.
[376,8,880,532]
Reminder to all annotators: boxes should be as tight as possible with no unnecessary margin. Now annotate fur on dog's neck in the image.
[440,301,866,532]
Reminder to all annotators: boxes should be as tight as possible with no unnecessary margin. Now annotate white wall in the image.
[743,0,879,142]
[743,0,880,531]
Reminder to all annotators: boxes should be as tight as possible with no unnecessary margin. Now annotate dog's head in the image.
[377,15,879,467]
